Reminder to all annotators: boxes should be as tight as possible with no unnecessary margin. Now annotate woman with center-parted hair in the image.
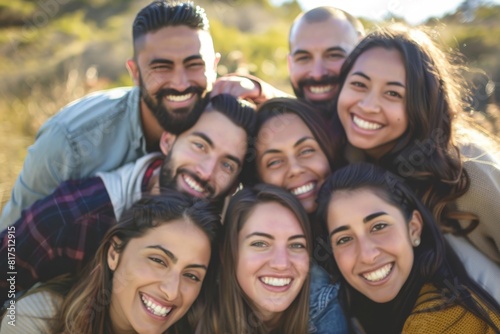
[0,191,221,333]
[248,97,348,333]
[317,163,500,334]
[196,184,312,334]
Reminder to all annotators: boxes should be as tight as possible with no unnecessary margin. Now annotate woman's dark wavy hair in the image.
[246,97,345,185]
[132,1,209,57]
[331,24,475,235]
[54,191,221,333]
[197,183,312,334]
[316,163,500,333]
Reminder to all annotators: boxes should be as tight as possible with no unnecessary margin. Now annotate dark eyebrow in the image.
[149,55,204,67]
[147,246,208,270]
[191,132,242,168]
[329,225,349,239]
[147,245,177,264]
[292,46,346,57]
[149,58,173,67]
[245,232,273,240]
[246,232,306,242]
[259,136,316,161]
[328,212,389,239]
[186,264,208,271]
[363,211,387,223]
[183,55,204,64]
[294,136,315,148]
[351,71,405,88]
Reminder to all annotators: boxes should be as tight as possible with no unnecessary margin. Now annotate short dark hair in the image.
[208,93,257,139]
[132,1,210,55]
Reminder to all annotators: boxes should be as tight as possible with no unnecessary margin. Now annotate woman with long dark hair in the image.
[1,192,221,333]
[317,163,500,333]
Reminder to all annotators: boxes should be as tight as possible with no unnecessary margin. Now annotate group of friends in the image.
[1,1,500,333]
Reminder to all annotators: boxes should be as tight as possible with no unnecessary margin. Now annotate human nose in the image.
[269,246,291,270]
[286,156,305,178]
[195,156,217,181]
[159,272,180,301]
[170,67,190,92]
[357,237,380,264]
[310,59,327,80]
[357,91,381,113]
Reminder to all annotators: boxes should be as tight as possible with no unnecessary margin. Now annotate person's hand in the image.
[211,75,261,101]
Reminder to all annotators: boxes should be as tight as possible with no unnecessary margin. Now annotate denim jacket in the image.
[308,263,348,333]
[0,87,146,229]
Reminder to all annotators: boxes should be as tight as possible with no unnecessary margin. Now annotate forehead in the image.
[137,25,215,62]
[256,113,313,149]
[181,110,247,155]
[349,47,406,82]
[125,219,211,261]
[290,17,358,53]
[240,202,304,236]
[328,189,403,226]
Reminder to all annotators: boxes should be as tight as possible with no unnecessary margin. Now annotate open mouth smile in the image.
[352,115,383,130]
[361,263,393,282]
[141,294,173,318]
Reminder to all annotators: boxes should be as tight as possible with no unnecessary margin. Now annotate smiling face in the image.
[236,202,310,322]
[337,47,408,159]
[255,113,330,213]
[160,110,247,200]
[107,219,211,334]
[129,25,219,134]
[326,189,422,303]
[288,17,359,104]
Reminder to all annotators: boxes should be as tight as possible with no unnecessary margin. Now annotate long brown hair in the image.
[332,24,476,234]
[317,163,500,333]
[53,192,221,333]
[198,184,312,334]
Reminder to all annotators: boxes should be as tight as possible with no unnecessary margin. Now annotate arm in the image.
[455,144,500,264]
[211,73,292,105]
[1,123,78,229]
[0,178,114,305]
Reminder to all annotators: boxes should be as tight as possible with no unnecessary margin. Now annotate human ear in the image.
[107,236,122,271]
[159,132,176,155]
[408,210,424,247]
[126,59,140,86]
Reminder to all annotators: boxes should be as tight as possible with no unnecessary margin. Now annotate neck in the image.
[140,100,163,152]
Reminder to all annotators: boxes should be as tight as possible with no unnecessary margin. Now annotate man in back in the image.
[288,7,364,114]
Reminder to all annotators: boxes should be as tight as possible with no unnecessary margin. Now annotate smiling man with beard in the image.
[0,1,258,228]
[288,7,364,116]
[0,94,256,305]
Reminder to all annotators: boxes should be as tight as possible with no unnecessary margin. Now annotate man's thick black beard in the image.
[140,80,209,135]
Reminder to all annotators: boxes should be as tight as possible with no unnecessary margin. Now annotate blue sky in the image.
[270,0,500,24]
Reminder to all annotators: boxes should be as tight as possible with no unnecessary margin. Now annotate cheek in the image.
[293,253,310,277]
[333,248,354,276]
[181,283,203,304]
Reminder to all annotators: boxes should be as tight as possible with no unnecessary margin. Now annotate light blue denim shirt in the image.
[308,263,348,334]
[0,87,147,229]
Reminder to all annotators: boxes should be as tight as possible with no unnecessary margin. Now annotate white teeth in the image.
[261,277,292,287]
[183,175,204,193]
[290,182,314,196]
[309,85,333,94]
[353,115,382,130]
[141,295,172,317]
[166,93,193,102]
[362,263,392,282]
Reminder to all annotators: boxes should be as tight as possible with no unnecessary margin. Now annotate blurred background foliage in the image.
[0,0,499,208]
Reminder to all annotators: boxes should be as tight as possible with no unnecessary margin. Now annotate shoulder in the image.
[403,284,500,333]
[1,290,63,333]
[39,87,139,134]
